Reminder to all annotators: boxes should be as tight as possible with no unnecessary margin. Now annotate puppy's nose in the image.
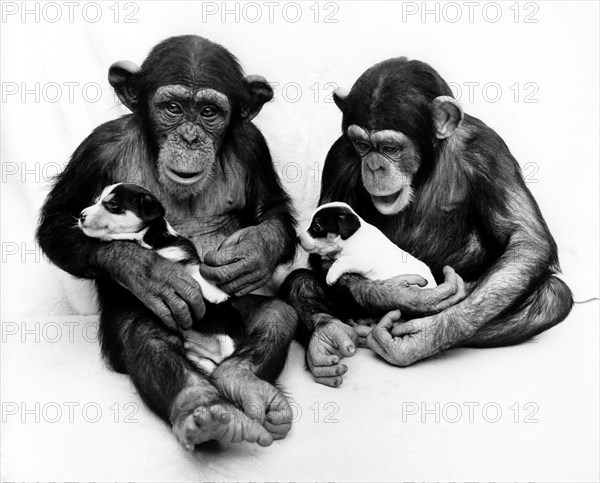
[296,235,300,243]
[79,211,87,222]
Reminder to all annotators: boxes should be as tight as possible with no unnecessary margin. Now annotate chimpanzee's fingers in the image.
[313,376,344,387]
[448,270,467,303]
[442,266,459,290]
[391,320,419,337]
[431,278,456,299]
[173,281,205,321]
[165,292,193,330]
[307,350,339,367]
[200,259,247,284]
[147,297,178,331]
[218,228,247,250]
[366,331,387,356]
[355,325,372,347]
[310,364,348,378]
[370,310,402,347]
[401,274,428,287]
[220,271,266,296]
[354,325,372,338]
[233,274,271,297]
[202,247,243,268]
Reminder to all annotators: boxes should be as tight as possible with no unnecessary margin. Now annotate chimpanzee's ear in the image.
[333,87,349,112]
[138,193,165,222]
[108,60,142,112]
[338,213,361,240]
[429,96,464,139]
[243,75,273,120]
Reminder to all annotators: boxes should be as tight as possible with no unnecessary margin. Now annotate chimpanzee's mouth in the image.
[371,188,408,215]
[166,168,204,185]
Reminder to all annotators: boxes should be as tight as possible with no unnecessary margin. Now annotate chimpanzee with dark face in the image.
[282,57,572,387]
[37,36,298,448]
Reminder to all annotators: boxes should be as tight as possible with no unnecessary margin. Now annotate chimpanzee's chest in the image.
[168,183,247,260]
[123,159,249,260]
[376,204,491,282]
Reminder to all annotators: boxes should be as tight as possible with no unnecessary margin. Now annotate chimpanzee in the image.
[281,57,572,387]
[37,36,298,449]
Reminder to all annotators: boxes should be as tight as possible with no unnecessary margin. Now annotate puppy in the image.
[79,182,239,373]
[298,202,436,287]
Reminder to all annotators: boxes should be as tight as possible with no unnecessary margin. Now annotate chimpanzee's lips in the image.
[371,188,406,215]
[166,168,204,185]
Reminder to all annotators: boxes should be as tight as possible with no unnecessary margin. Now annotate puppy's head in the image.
[298,202,361,256]
[78,183,165,240]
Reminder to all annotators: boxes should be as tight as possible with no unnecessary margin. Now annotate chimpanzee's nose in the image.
[181,124,198,145]
[79,211,87,222]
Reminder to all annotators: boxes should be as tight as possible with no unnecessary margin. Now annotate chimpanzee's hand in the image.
[95,242,205,331]
[366,309,469,366]
[200,225,279,297]
[337,266,467,317]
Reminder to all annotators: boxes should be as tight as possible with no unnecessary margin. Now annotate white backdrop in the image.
[2,0,599,316]
[1,1,599,481]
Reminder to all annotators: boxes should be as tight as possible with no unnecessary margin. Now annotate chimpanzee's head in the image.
[108,35,273,198]
[333,57,464,215]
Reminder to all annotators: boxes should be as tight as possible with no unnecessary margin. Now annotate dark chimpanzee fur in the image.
[281,57,572,385]
[37,36,298,449]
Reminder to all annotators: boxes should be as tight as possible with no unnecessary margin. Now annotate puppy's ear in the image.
[138,194,165,222]
[338,213,361,240]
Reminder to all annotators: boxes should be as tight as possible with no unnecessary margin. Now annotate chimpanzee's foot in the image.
[170,382,273,450]
[306,314,359,387]
[212,360,293,440]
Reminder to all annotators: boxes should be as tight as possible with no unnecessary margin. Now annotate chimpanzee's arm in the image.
[37,121,128,278]
[200,123,297,296]
[316,136,467,315]
[445,146,558,332]
[240,122,297,265]
[364,129,564,366]
[37,118,205,330]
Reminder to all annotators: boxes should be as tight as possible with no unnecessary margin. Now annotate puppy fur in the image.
[79,182,238,373]
[299,201,436,287]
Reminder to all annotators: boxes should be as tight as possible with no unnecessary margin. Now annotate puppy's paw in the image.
[198,278,230,304]
[325,271,339,286]
[204,287,230,304]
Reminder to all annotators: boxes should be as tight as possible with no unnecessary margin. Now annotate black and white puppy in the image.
[79,182,238,373]
[298,201,436,287]
[79,182,228,303]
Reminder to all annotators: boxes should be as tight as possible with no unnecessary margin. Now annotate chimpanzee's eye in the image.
[200,105,218,118]
[166,102,183,115]
[354,141,370,152]
[382,145,402,156]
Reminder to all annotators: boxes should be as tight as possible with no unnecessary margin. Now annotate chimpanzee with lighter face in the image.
[282,57,573,387]
[37,36,298,448]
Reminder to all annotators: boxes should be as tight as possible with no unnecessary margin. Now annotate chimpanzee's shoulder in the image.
[459,114,521,177]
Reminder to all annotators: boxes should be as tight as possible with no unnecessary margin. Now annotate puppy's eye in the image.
[313,223,323,233]
[166,102,183,115]
[104,201,120,212]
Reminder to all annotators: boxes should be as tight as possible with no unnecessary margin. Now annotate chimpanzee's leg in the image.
[210,295,298,440]
[96,280,274,449]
